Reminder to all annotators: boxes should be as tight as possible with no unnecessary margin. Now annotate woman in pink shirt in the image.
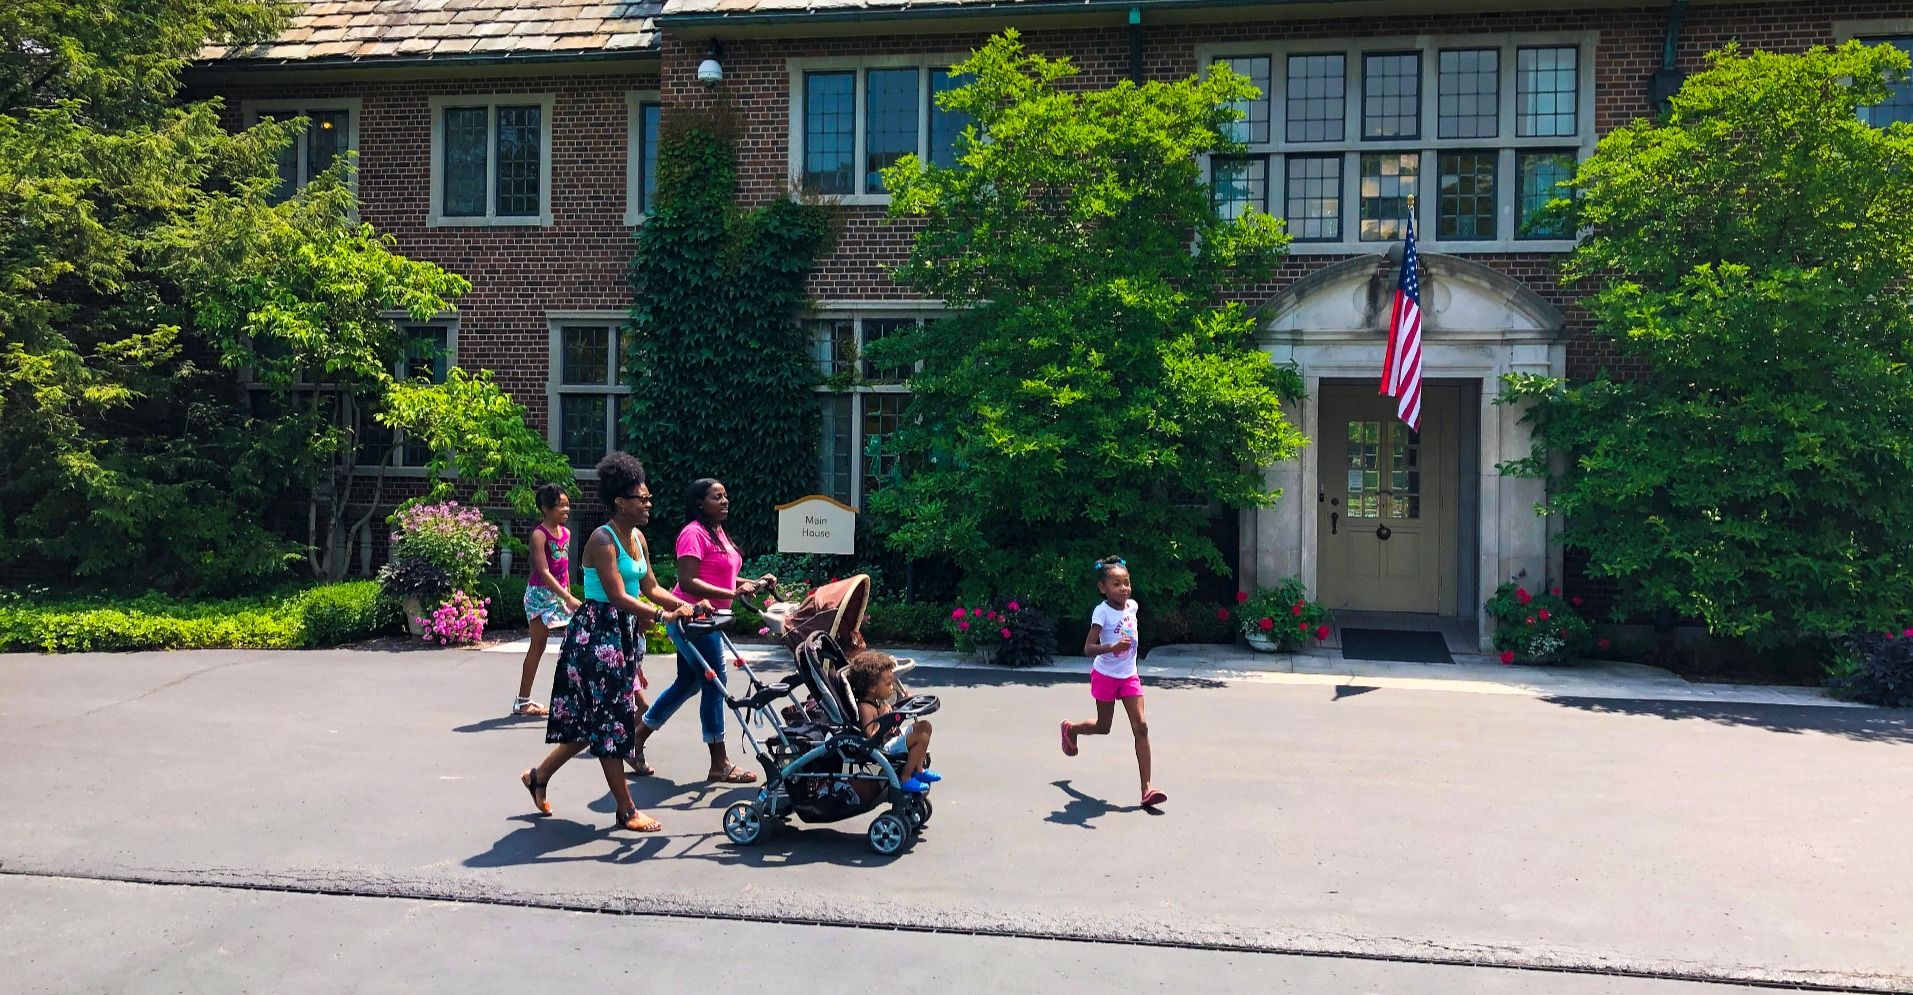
[627,478,774,783]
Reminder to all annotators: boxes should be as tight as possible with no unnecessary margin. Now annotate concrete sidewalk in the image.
[483,637,1852,708]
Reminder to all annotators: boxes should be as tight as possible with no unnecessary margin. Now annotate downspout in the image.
[1129,6,1143,84]
[1647,0,1690,112]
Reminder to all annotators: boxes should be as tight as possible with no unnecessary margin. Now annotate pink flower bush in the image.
[999,627,1011,639]
[957,620,970,631]
[418,590,489,646]
[951,608,966,620]
[1236,591,1249,604]
[1006,600,1021,612]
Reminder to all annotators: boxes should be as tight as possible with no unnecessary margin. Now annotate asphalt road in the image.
[2,647,1909,992]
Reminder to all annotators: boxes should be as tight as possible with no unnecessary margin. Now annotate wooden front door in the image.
[1317,384,1460,614]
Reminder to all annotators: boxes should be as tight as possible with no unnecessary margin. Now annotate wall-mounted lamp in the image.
[697,40,723,86]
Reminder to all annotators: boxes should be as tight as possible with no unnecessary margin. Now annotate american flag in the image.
[1379,214,1423,431]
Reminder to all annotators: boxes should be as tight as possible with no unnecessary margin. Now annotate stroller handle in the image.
[680,607,736,634]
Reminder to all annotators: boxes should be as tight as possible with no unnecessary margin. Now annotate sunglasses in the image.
[619,492,653,504]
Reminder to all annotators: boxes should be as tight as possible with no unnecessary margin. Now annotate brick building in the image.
[197,0,1913,647]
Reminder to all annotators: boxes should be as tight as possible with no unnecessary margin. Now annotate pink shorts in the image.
[1090,671,1143,702]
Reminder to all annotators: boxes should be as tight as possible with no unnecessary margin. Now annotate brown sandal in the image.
[626,754,657,777]
[521,768,550,816]
[616,808,662,832]
[707,764,758,784]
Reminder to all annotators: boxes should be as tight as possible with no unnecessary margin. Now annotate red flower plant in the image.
[1499,650,1516,664]
[1572,596,1584,607]
[1291,602,1303,617]
[1537,609,1550,621]
[951,608,966,620]
[958,620,970,632]
[1516,588,1532,605]
[1216,608,1230,621]
[1258,617,1274,632]
[1550,587,1562,596]
[1596,637,1611,650]
[1314,624,1330,640]
[1007,600,1020,612]
[1525,616,1536,625]
[1235,591,1249,604]
[999,627,1011,639]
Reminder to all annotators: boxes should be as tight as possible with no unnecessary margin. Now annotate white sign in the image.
[776,495,857,556]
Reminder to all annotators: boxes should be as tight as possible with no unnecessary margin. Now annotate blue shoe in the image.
[914,769,942,783]
[901,776,929,793]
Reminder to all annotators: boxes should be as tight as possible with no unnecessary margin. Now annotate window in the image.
[1860,36,1913,127]
[1363,53,1421,139]
[1516,47,1578,137]
[809,312,932,505]
[1203,34,1593,249]
[1438,50,1499,139]
[357,322,456,470]
[1212,156,1267,220]
[1438,152,1496,240]
[1516,151,1576,239]
[793,58,971,200]
[549,320,633,470]
[1220,56,1272,144]
[1284,155,1342,241]
[626,92,661,223]
[429,95,554,226]
[245,101,360,204]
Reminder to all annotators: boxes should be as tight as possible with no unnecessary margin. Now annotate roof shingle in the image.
[207,0,661,64]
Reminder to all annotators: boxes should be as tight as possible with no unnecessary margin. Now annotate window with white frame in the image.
[245,100,360,204]
[429,95,554,226]
[625,92,661,224]
[1201,34,1594,249]
[1859,36,1913,127]
[550,321,633,470]
[791,59,973,200]
[357,322,456,469]
[809,313,929,505]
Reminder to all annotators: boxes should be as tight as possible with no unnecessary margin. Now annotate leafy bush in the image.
[949,598,1056,667]
[863,603,954,646]
[0,583,401,652]
[1827,631,1913,708]
[1241,578,1332,651]
[289,583,403,647]
[1485,583,1593,664]
[376,557,451,602]
[390,501,498,592]
[1497,42,1913,646]
[1146,601,1236,648]
[740,553,891,604]
[475,576,530,630]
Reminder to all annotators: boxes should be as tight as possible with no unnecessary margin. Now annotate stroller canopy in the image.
[779,574,871,652]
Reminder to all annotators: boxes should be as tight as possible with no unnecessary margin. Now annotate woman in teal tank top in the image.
[521,453,697,834]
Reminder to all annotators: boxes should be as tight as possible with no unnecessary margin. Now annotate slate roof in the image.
[206,0,662,65]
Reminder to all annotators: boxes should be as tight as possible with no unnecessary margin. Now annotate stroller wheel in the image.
[723,802,764,846]
[868,812,911,855]
[906,793,933,829]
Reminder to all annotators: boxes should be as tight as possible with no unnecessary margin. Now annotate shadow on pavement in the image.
[1045,779,1153,828]
[452,715,545,734]
[465,815,673,867]
[1542,696,1913,743]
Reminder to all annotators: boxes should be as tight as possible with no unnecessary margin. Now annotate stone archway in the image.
[1242,252,1568,652]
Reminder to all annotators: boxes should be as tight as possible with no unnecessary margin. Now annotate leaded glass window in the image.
[1516,47,1578,137]
[442,107,488,218]
[865,68,919,193]
[1359,152,1418,241]
[1860,37,1913,127]
[1363,53,1421,139]
[554,324,631,470]
[1438,50,1498,139]
[1212,156,1267,221]
[1287,54,1346,143]
[929,69,971,168]
[1438,152,1496,240]
[1284,155,1341,241]
[1220,56,1272,144]
[804,71,856,194]
[1516,151,1576,239]
[494,105,541,217]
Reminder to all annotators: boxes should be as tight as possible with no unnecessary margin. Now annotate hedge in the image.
[0,583,403,653]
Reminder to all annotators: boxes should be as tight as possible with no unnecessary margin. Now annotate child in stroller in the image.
[847,651,939,792]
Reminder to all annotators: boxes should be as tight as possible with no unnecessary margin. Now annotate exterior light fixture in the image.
[697,40,723,86]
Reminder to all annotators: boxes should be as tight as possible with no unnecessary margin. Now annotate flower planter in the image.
[1244,631,1280,653]
[402,594,426,637]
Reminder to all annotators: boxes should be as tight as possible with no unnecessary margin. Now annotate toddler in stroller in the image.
[678,575,943,855]
[846,651,939,791]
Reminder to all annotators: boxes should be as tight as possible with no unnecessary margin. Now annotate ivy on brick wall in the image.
[624,108,836,552]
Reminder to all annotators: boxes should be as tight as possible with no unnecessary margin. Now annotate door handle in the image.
[1330,512,1339,535]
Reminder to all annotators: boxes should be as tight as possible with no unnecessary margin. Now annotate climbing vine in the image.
[624,107,837,551]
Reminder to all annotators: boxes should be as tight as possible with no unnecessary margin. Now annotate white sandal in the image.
[511,696,548,716]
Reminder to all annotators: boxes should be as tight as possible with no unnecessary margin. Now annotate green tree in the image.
[1501,42,1913,645]
[625,111,836,551]
[874,31,1305,615]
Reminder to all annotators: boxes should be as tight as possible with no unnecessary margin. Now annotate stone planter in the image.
[1244,631,1280,653]
[402,594,426,637]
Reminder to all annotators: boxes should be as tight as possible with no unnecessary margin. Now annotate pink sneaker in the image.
[1141,788,1167,808]
[1059,720,1078,757]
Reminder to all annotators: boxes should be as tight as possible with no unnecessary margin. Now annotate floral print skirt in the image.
[545,600,648,758]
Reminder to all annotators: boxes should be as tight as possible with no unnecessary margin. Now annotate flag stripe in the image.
[1379,217,1423,431]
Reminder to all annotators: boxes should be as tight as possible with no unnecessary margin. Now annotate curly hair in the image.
[845,651,898,702]
[534,482,569,511]
[594,452,647,508]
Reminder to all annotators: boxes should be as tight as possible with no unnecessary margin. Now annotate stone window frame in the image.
[1197,31,1597,254]
[808,301,943,507]
[786,53,973,207]
[624,90,662,226]
[546,312,634,479]
[427,93,556,228]
[1834,19,1913,127]
[242,97,363,203]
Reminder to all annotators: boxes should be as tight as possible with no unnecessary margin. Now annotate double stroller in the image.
[676,575,941,855]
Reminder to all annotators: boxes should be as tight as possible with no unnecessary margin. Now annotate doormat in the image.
[1339,628,1454,664]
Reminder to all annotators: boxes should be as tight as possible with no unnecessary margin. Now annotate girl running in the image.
[1060,556,1166,809]
[514,483,582,716]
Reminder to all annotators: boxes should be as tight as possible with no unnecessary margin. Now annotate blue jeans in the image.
[641,623,727,744]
